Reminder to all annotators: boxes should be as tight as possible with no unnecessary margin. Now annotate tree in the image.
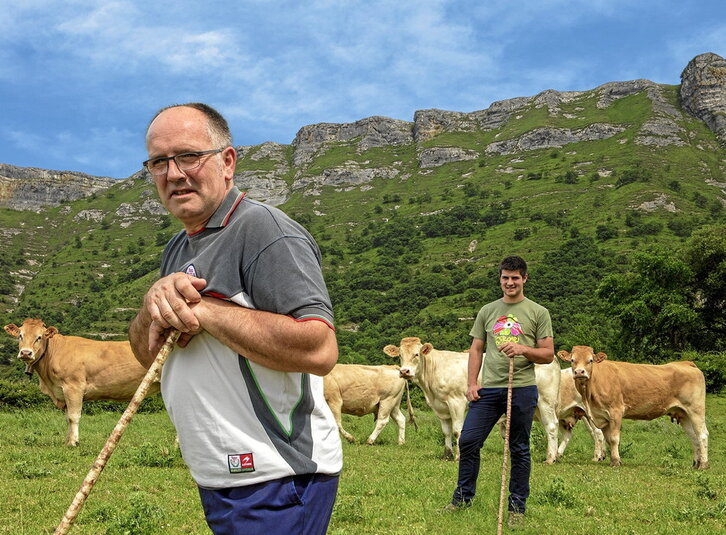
[597,250,699,362]
[682,224,726,351]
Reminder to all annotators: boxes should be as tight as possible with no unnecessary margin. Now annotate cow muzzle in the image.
[399,368,414,379]
[18,349,35,363]
[573,369,589,380]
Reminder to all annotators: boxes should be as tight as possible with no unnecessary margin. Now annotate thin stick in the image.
[54,330,180,535]
[497,356,515,535]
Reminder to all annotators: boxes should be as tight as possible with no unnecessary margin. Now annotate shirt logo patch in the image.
[492,314,523,345]
[228,453,255,473]
[185,264,197,277]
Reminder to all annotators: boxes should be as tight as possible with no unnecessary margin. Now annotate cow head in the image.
[4,319,59,373]
[557,345,608,381]
[383,337,432,380]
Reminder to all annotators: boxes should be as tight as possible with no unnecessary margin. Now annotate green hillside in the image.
[1,80,724,377]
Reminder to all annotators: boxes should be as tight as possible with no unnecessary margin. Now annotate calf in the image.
[4,319,159,446]
[558,345,708,469]
[323,364,414,445]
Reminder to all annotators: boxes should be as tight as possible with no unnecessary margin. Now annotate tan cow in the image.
[324,364,415,445]
[4,318,159,446]
[556,367,605,461]
[383,337,561,463]
[558,345,709,469]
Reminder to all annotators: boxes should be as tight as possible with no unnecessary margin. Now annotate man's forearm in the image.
[195,297,338,376]
[128,310,154,369]
[522,338,554,364]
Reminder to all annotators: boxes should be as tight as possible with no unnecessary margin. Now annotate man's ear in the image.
[222,146,237,181]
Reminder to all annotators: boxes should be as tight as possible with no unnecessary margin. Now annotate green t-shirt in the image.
[469,297,553,388]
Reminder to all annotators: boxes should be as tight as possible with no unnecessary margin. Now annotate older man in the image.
[128,103,342,535]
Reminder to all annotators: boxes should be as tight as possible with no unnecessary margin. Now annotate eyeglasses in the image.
[143,148,225,176]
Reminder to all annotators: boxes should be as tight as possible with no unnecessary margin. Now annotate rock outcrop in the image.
[680,52,726,145]
[292,116,414,166]
[0,164,115,211]
[233,143,292,205]
[418,147,479,168]
[485,123,626,155]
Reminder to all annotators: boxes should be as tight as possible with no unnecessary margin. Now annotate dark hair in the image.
[146,102,233,148]
[499,255,528,277]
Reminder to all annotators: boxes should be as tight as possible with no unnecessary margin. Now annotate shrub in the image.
[596,224,618,241]
[684,351,726,393]
[0,378,50,409]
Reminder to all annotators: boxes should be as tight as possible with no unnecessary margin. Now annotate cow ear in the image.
[383,345,400,357]
[557,350,571,362]
[44,327,59,339]
[421,343,433,355]
[4,324,20,337]
[594,352,608,363]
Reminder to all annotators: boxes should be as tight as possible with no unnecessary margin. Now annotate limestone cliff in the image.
[680,52,726,145]
[2,53,724,212]
[0,164,116,211]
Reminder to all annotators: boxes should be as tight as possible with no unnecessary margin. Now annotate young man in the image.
[446,255,554,529]
[128,103,342,534]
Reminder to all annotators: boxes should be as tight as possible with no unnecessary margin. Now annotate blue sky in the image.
[1,1,724,179]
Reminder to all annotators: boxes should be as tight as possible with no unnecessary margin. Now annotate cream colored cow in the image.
[4,318,159,446]
[324,363,415,445]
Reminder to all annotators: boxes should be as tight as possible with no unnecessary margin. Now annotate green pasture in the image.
[1,395,723,534]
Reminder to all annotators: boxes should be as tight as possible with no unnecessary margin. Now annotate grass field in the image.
[0,395,723,534]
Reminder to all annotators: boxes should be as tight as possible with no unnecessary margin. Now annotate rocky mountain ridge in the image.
[0,52,723,212]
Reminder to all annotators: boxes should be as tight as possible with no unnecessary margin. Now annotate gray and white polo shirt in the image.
[159,187,342,489]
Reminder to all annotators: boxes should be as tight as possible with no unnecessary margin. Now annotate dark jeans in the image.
[451,385,538,513]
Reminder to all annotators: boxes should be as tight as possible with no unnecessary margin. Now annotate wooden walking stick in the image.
[54,330,180,535]
[497,356,515,535]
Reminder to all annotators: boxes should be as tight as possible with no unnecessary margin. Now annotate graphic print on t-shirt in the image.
[492,314,522,345]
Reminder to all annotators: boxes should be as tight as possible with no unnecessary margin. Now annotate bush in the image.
[0,378,50,409]
[684,351,726,394]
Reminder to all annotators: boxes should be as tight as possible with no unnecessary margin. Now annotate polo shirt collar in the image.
[203,187,246,230]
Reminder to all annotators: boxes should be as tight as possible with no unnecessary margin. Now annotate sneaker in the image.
[507,512,525,530]
[443,500,472,512]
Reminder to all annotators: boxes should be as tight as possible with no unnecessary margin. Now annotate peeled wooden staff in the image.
[496,356,515,535]
[54,330,180,535]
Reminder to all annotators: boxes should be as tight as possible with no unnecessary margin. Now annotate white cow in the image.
[384,337,560,463]
[323,364,415,445]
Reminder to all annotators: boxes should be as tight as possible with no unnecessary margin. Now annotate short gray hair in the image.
[147,102,233,148]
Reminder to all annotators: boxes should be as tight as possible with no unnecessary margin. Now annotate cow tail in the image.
[405,381,418,431]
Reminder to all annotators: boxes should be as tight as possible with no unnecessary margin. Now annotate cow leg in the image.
[439,417,455,460]
[62,387,83,447]
[601,418,622,467]
[448,401,467,462]
[365,410,390,446]
[389,404,406,445]
[557,418,574,459]
[680,412,709,469]
[535,404,559,464]
[332,405,355,443]
[582,417,606,462]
